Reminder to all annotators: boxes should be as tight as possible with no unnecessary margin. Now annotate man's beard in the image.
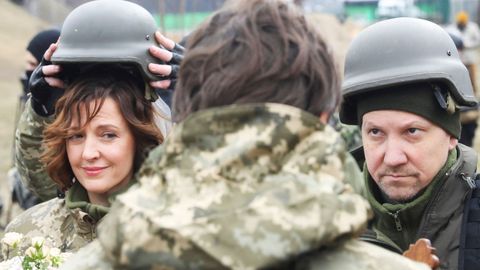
[375,166,422,203]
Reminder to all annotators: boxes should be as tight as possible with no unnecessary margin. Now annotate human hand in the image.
[29,43,65,116]
[403,238,440,269]
[148,31,185,90]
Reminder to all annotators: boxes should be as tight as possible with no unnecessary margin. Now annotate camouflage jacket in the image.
[329,113,362,151]
[15,98,58,201]
[60,104,428,270]
[2,182,108,260]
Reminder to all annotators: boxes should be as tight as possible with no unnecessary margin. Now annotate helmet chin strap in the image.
[145,83,159,102]
[432,84,457,115]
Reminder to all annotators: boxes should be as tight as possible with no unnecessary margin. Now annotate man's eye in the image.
[407,128,419,134]
[369,128,380,135]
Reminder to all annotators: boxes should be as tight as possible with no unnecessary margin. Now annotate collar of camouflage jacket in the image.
[65,176,137,222]
[99,103,371,269]
[65,181,109,222]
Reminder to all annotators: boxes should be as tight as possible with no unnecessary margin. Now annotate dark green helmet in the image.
[340,17,477,125]
[52,0,161,91]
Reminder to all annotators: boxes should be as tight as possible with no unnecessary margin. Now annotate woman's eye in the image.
[102,132,118,139]
[67,134,83,141]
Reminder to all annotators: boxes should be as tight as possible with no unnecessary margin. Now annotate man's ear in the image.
[449,136,458,150]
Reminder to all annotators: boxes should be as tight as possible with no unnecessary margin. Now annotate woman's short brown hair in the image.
[42,66,163,191]
[173,0,341,122]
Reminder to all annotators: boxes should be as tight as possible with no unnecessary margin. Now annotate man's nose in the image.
[383,139,408,166]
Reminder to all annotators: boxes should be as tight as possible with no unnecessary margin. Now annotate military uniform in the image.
[60,104,428,270]
[15,99,58,201]
[329,113,362,151]
[361,144,477,270]
[2,181,108,260]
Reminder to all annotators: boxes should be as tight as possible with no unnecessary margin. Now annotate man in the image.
[59,1,429,269]
[339,17,479,270]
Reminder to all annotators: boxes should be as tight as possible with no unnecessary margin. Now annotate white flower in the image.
[49,247,61,257]
[25,246,36,257]
[1,232,23,248]
[31,236,45,248]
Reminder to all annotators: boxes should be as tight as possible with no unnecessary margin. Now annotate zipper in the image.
[388,210,403,231]
[460,172,476,189]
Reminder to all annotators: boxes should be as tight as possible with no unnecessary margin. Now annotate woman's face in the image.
[66,97,136,197]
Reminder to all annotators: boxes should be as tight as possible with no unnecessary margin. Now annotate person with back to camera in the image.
[60,1,432,269]
[3,0,183,259]
[339,17,480,270]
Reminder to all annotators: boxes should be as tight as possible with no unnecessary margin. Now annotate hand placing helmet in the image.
[52,0,162,83]
[29,0,184,116]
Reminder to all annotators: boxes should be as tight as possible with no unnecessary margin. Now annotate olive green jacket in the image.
[363,144,477,270]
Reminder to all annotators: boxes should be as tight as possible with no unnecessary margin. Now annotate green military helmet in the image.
[340,17,478,125]
[52,0,161,99]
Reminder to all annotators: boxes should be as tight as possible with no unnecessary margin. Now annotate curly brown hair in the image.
[173,0,341,121]
[42,66,163,191]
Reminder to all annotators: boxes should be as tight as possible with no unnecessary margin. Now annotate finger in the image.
[150,79,171,89]
[42,64,62,76]
[155,31,175,50]
[169,52,183,65]
[170,65,180,78]
[172,43,185,54]
[148,63,171,77]
[149,46,173,62]
[169,79,176,90]
[44,43,58,61]
[44,77,65,89]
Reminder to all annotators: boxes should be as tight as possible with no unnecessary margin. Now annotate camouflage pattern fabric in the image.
[2,198,96,260]
[329,113,362,151]
[60,104,427,270]
[15,98,58,201]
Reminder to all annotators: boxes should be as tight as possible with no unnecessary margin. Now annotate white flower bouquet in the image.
[0,233,72,270]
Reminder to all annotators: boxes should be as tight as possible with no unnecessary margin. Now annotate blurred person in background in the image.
[446,11,480,147]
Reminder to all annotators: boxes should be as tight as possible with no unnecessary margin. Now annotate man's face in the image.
[362,110,457,202]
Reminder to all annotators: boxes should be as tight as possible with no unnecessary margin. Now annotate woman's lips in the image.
[82,166,107,177]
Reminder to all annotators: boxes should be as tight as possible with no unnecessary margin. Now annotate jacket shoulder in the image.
[6,198,67,235]
[3,198,69,258]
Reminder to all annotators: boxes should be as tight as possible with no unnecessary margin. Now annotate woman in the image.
[3,0,182,259]
[2,65,163,258]
[15,0,182,202]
